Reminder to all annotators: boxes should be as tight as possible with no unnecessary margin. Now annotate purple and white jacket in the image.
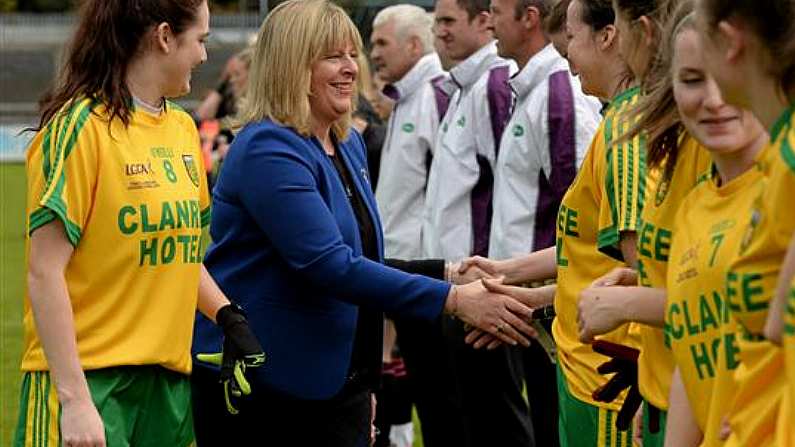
[422,41,515,260]
[489,44,602,260]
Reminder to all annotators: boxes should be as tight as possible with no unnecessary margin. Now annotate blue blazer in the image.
[192,119,450,400]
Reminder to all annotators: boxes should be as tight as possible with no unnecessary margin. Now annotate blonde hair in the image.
[235,0,363,140]
[236,44,255,70]
[357,55,377,105]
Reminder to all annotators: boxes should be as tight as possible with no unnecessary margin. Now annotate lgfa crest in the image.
[655,172,672,207]
[655,161,675,206]
[740,203,762,254]
[182,154,200,187]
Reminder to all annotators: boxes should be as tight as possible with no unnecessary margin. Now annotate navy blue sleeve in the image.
[235,127,449,321]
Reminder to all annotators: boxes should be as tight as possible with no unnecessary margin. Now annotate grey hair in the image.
[373,4,435,54]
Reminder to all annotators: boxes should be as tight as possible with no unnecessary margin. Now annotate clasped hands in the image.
[577,267,638,343]
[578,267,644,431]
[446,256,552,350]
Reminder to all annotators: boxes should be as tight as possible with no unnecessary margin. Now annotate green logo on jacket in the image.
[513,125,524,137]
[402,123,415,133]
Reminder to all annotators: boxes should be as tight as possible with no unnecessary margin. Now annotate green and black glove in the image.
[591,340,642,432]
[197,304,266,415]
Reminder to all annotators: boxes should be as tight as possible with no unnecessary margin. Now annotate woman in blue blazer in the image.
[190,1,537,445]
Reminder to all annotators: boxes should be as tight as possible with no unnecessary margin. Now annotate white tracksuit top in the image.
[422,41,515,260]
[489,44,602,260]
[375,53,446,259]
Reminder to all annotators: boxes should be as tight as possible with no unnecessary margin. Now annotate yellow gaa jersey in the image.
[781,278,795,447]
[21,98,210,375]
[725,106,794,447]
[665,159,767,446]
[636,137,711,411]
[553,87,645,410]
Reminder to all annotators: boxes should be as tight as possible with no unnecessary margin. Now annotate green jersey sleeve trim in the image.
[34,98,96,248]
[42,99,94,193]
[597,226,624,262]
[28,206,83,247]
[40,100,91,185]
[200,206,212,227]
[629,136,646,230]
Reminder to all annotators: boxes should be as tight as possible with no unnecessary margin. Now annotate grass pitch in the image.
[1,162,26,444]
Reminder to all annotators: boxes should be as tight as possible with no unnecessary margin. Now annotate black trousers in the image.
[523,319,560,447]
[445,317,536,447]
[372,366,413,447]
[191,366,371,447]
[392,316,469,447]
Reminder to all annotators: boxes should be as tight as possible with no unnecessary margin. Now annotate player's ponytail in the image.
[621,0,694,170]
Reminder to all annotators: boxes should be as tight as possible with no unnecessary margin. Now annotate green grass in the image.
[1,162,26,444]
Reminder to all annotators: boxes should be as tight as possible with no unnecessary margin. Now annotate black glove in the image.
[591,340,641,432]
[197,304,266,414]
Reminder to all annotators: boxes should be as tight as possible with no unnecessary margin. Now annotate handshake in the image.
[444,256,555,350]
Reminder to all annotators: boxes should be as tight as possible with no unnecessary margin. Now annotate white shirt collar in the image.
[449,40,500,90]
[393,53,444,102]
[132,95,164,116]
[509,44,566,101]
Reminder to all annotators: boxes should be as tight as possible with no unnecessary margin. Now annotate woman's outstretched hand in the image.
[445,282,536,347]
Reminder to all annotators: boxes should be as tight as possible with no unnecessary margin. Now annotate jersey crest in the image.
[182,154,200,187]
[655,166,673,207]
[739,203,762,255]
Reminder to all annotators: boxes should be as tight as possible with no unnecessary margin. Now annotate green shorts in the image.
[557,364,633,447]
[642,400,667,447]
[14,365,193,447]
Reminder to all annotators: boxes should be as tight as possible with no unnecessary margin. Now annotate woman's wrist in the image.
[500,258,522,284]
[444,285,460,316]
[613,288,636,324]
[54,374,93,406]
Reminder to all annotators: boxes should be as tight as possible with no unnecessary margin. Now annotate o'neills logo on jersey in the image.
[182,154,200,187]
[125,161,155,176]
[739,206,762,255]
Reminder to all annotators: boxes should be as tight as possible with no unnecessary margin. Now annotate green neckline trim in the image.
[611,86,641,107]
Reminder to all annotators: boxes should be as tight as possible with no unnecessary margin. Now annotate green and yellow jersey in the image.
[781,278,795,446]
[21,98,210,375]
[665,154,768,446]
[725,106,794,447]
[553,86,645,410]
[636,137,711,411]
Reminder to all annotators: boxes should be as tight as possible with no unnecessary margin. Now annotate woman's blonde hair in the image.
[236,44,255,70]
[235,0,364,140]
